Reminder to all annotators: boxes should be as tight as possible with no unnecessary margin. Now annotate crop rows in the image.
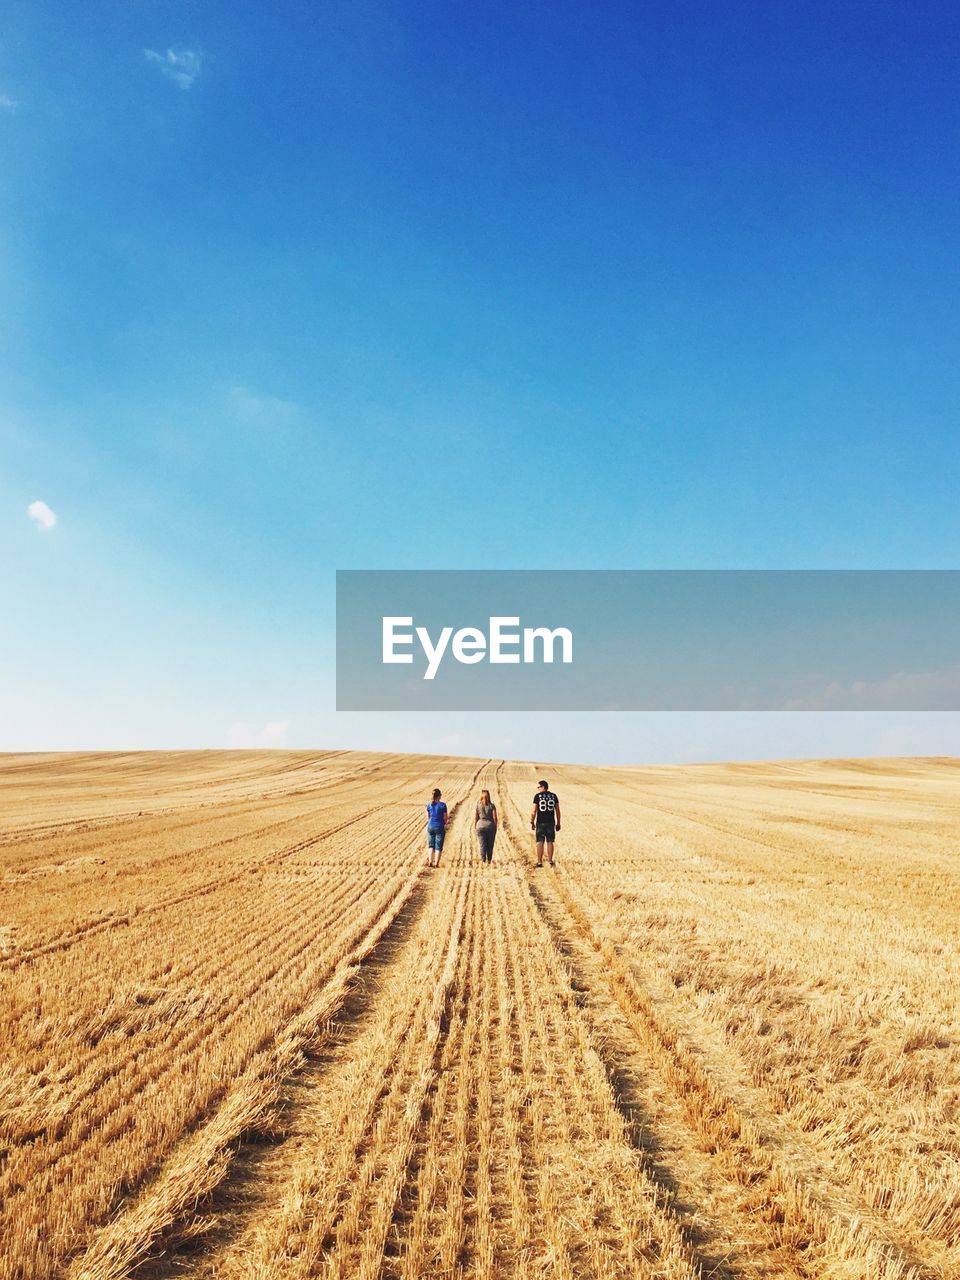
[115,768,701,1280]
[0,754,482,1279]
[497,758,959,1279]
[1,750,956,1279]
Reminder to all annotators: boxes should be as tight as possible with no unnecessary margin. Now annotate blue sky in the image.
[3,0,959,759]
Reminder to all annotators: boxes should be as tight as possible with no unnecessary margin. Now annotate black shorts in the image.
[535,825,556,843]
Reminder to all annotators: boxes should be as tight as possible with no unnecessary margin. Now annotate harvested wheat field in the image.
[1,751,958,1280]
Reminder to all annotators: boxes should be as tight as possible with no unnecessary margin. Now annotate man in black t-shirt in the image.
[530,778,561,867]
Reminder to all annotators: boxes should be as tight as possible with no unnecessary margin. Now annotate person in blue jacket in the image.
[426,788,449,867]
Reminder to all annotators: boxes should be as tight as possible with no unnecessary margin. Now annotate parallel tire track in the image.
[60,766,486,1280]
[523,859,930,1277]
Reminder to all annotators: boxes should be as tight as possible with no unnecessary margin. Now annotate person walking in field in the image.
[475,789,498,863]
[426,788,449,868]
[531,779,560,867]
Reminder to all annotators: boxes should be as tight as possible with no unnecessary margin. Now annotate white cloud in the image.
[27,500,57,531]
[144,47,202,90]
[261,720,291,745]
[227,720,291,748]
[0,95,19,112]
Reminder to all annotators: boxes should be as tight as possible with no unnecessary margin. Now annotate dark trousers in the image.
[477,826,496,861]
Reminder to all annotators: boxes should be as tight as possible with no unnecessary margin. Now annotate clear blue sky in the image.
[3,1,959,759]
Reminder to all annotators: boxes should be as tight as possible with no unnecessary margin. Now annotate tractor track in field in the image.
[534,866,940,1280]
[491,777,741,1279]
[3,752,957,1280]
[496,770,939,1280]
[61,757,491,1280]
[121,774,484,1280]
[129,758,707,1280]
[104,873,445,1280]
[523,767,956,1280]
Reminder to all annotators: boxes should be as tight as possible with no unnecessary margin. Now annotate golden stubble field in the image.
[0,750,958,1280]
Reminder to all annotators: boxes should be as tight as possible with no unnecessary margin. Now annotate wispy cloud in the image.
[0,94,19,112]
[144,47,202,90]
[228,386,304,423]
[27,500,57,531]
[226,720,291,748]
[782,665,960,711]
